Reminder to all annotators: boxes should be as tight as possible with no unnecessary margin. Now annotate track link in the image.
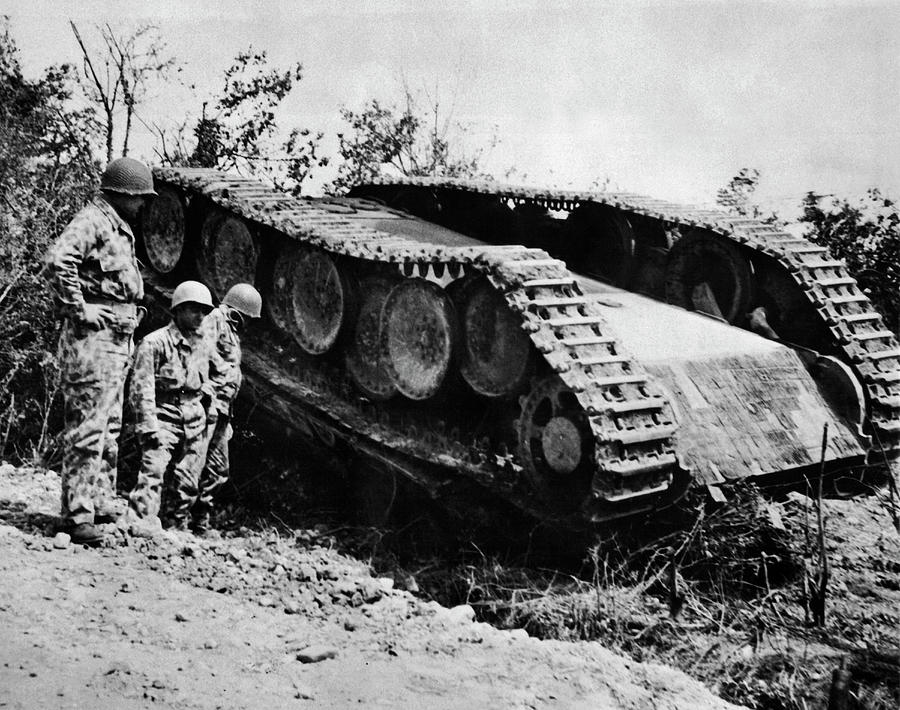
[152,167,688,518]
[361,175,900,461]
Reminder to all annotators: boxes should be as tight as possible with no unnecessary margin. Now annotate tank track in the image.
[361,175,900,461]
[151,167,690,521]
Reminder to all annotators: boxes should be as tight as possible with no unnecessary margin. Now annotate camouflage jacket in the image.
[44,196,143,320]
[130,323,216,436]
[201,305,243,414]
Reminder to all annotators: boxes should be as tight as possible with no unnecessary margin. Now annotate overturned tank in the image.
[137,167,900,530]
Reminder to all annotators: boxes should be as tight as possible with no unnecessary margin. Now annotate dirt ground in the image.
[0,463,743,710]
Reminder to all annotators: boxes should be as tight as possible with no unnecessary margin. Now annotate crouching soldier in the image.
[193,283,262,535]
[44,157,156,546]
[127,281,217,533]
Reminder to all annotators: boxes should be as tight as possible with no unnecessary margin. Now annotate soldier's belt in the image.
[84,298,145,333]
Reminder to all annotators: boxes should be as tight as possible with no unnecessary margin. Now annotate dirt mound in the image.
[0,463,742,709]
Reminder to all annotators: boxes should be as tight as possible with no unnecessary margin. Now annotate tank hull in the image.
[137,167,881,530]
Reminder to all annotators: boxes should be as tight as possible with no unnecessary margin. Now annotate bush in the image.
[0,17,100,461]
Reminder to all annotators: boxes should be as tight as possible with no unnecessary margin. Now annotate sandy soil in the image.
[0,463,742,710]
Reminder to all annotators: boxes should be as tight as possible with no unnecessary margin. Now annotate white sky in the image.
[7,0,900,210]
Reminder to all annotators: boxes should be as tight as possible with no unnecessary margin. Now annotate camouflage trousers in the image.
[192,415,233,525]
[58,319,133,525]
[128,399,208,523]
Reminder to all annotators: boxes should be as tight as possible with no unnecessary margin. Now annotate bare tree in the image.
[70,21,177,160]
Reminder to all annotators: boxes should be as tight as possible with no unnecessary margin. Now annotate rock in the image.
[297,564,318,582]
[296,646,338,663]
[334,580,357,597]
[52,533,71,549]
[402,575,419,593]
[359,580,382,603]
[443,604,476,625]
[785,491,814,508]
[174,612,189,623]
[343,618,357,632]
[376,577,394,594]
[283,599,301,615]
[293,682,315,700]
[203,640,218,650]
[258,595,277,608]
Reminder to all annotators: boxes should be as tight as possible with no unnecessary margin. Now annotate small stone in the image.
[258,595,277,608]
[293,683,315,700]
[343,618,357,632]
[119,582,132,593]
[359,579,382,604]
[334,580,357,597]
[203,640,218,650]
[297,564,318,582]
[52,533,71,549]
[295,646,337,664]
[283,599,301,615]
[444,604,475,625]
[174,612,189,623]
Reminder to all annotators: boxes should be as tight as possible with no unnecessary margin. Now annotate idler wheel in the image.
[140,187,185,274]
[457,277,534,398]
[289,247,352,355]
[381,278,457,400]
[345,275,398,401]
[266,244,301,334]
[665,229,753,324]
[566,204,636,286]
[517,376,593,506]
[210,216,259,298]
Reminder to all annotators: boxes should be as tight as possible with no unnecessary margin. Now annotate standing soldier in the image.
[45,157,156,546]
[127,281,217,533]
[194,283,262,535]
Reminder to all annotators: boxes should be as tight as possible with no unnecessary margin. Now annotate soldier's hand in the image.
[81,303,116,330]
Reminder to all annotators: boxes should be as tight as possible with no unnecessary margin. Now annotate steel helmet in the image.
[222,283,262,318]
[171,280,214,310]
[100,157,157,196]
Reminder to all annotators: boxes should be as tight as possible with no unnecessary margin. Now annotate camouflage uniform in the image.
[195,306,244,526]
[128,322,214,524]
[45,197,143,526]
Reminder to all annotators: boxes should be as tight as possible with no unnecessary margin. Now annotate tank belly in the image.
[646,353,866,484]
[577,280,868,483]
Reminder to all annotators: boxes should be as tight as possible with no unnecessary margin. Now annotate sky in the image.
[7,0,900,213]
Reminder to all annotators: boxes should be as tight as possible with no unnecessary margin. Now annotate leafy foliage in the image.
[0,17,101,459]
[802,189,900,330]
[715,168,778,223]
[329,88,498,194]
[157,48,327,195]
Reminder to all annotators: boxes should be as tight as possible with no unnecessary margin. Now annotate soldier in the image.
[194,283,262,535]
[127,281,217,533]
[45,157,156,546]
